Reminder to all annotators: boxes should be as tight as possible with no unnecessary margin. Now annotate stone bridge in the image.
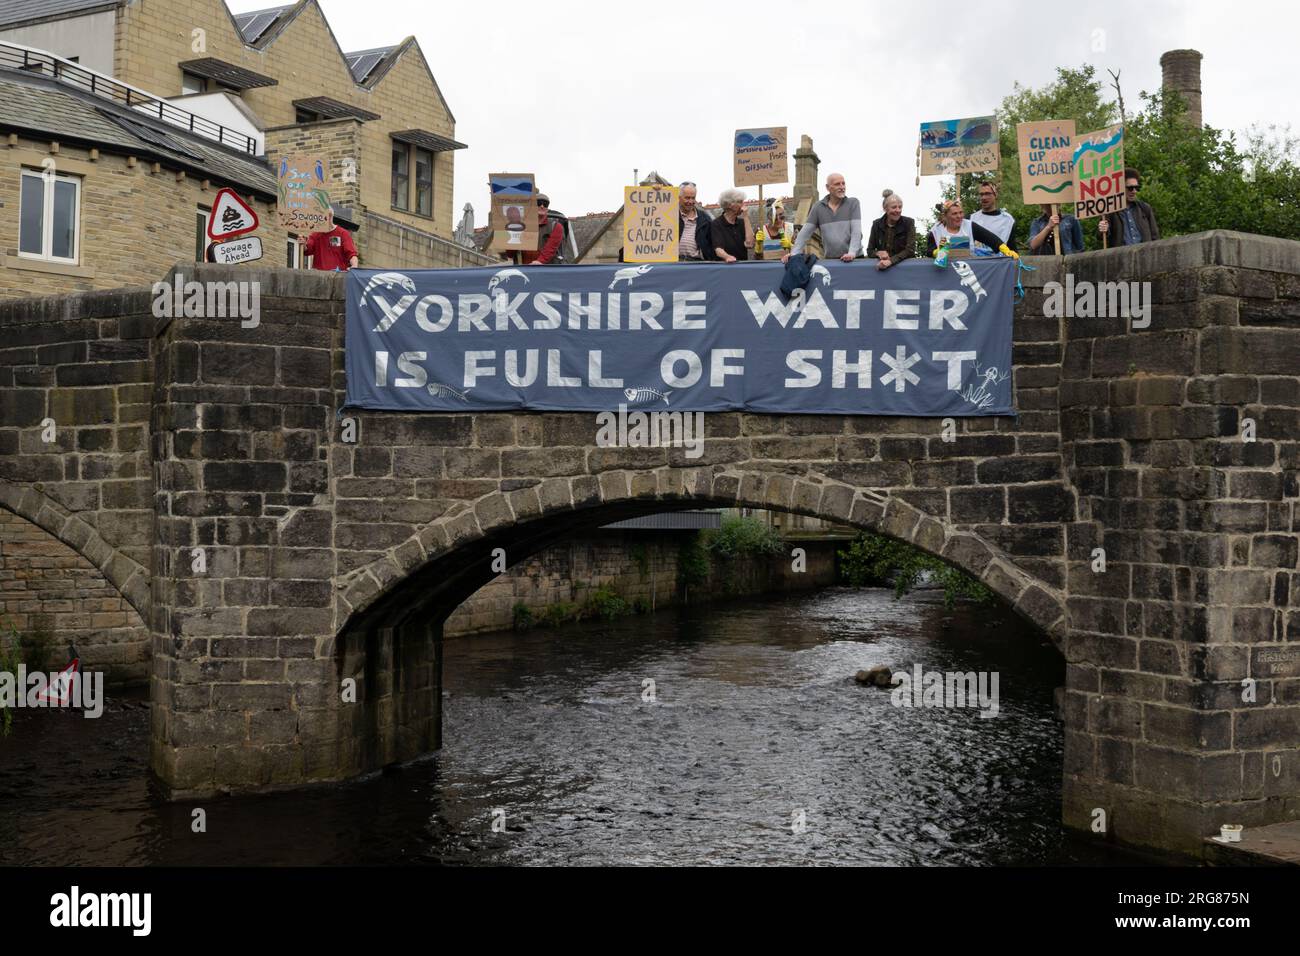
[1,231,1298,856]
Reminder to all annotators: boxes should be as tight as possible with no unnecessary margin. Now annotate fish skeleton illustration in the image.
[362,272,419,332]
[488,268,529,296]
[810,264,832,286]
[951,260,987,300]
[427,383,473,402]
[960,363,1009,410]
[623,386,672,406]
[609,264,652,289]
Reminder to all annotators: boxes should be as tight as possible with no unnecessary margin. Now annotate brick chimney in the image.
[792,134,820,223]
[1160,49,1203,128]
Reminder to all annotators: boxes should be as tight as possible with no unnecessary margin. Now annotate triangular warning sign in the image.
[208,187,260,241]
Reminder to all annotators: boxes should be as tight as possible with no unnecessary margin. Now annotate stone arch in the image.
[337,466,1068,648]
[0,478,150,621]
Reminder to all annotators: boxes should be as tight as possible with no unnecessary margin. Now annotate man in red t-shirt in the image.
[504,193,565,265]
[303,211,359,271]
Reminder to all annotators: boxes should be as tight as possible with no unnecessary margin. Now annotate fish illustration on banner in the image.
[918,116,1000,176]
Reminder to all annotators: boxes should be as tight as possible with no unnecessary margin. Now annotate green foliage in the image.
[677,533,710,591]
[511,602,535,631]
[0,617,24,737]
[931,64,1300,251]
[542,602,580,628]
[629,544,650,578]
[632,597,651,615]
[838,532,995,610]
[582,584,629,622]
[701,515,785,560]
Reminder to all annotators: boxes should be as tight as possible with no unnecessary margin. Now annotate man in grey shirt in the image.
[785,172,862,263]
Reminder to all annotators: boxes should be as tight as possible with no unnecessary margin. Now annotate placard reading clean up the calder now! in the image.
[344,259,1016,416]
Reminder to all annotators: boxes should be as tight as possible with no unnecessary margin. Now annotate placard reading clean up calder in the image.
[345,259,1016,416]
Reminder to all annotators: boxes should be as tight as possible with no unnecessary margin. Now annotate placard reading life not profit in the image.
[1073,124,1126,218]
[623,186,679,263]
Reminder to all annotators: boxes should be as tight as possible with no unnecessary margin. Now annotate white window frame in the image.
[19,168,81,264]
[287,236,306,268]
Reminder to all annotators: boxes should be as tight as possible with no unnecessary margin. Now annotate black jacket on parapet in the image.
[866,215,917,265]
[679,208,714,261]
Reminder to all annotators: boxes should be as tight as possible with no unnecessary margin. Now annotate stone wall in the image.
[0,508,148,682]
[444,531,840,637]
[1051,234,1300,853]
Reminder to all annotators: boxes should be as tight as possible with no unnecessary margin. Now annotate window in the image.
[181,71,207,95]
[391,143,409,210]
[414,147,433,217]
[19,168,80,263]
[287,237,305,268]
[295,107,322,124]
[195,206,211,261]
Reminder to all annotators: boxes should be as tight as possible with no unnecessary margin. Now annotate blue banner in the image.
[344,257,1016,416]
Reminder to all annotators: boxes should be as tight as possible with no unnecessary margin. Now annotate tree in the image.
[933,64,1300,251]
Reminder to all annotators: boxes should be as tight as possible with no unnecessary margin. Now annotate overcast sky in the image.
[229,0,1295,225]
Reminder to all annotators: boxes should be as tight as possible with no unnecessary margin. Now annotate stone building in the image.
[0,52,291,297]
[0,0,494,274]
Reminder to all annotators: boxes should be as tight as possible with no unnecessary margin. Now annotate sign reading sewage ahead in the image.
[344,259,1016,416]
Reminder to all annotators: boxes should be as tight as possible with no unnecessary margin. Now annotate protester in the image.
[865,189,916,270]
[303,210,359,271]
[1028,203,1084,254]
[786,173,861,263]
[511,193,566,265]
[678,182,713,261]
[969,180,1016,255]
[711,188,753,262]
[1099,168,1160,246]
[753,200,794,260]
[927,199,1018,259]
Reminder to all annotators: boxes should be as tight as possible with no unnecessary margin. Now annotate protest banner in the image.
[918,116,1000,176]
[623,186,679,263]
[1073,124,1126,219]
[345,258,1016,416]
[734,127,788,187]
[277,155,331,234]
[1016,120,1076,204]
[488,172,538,253]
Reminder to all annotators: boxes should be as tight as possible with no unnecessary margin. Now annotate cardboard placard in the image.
[919,116,1000,175]
[210,236,263,265]
[277,155,332,234]
[1017,120,1076,204]
[734,127,788,187]
[489,173,538,253]
[622,186,679,263]
[1073,124,1126,219]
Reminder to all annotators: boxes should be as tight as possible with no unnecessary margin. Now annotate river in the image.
[0,587,1159,865]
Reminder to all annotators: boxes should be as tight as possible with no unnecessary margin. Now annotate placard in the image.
[277,155,332,234]
[919,116,1000,175]
[1017,120,1076,204]
[210,236,264,265]
[488,172,538,253]
[1072,124,1126,219]
[734,127,788,187]
[622,186,679,263]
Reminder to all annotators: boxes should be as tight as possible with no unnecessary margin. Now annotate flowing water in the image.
[0,588,1155,866]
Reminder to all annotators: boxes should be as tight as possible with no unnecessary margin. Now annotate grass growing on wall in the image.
[701,516,785,560]
[838,531,995,610]
[0,617,24,737]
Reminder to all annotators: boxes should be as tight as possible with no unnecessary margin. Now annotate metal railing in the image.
[0,41,258,155]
